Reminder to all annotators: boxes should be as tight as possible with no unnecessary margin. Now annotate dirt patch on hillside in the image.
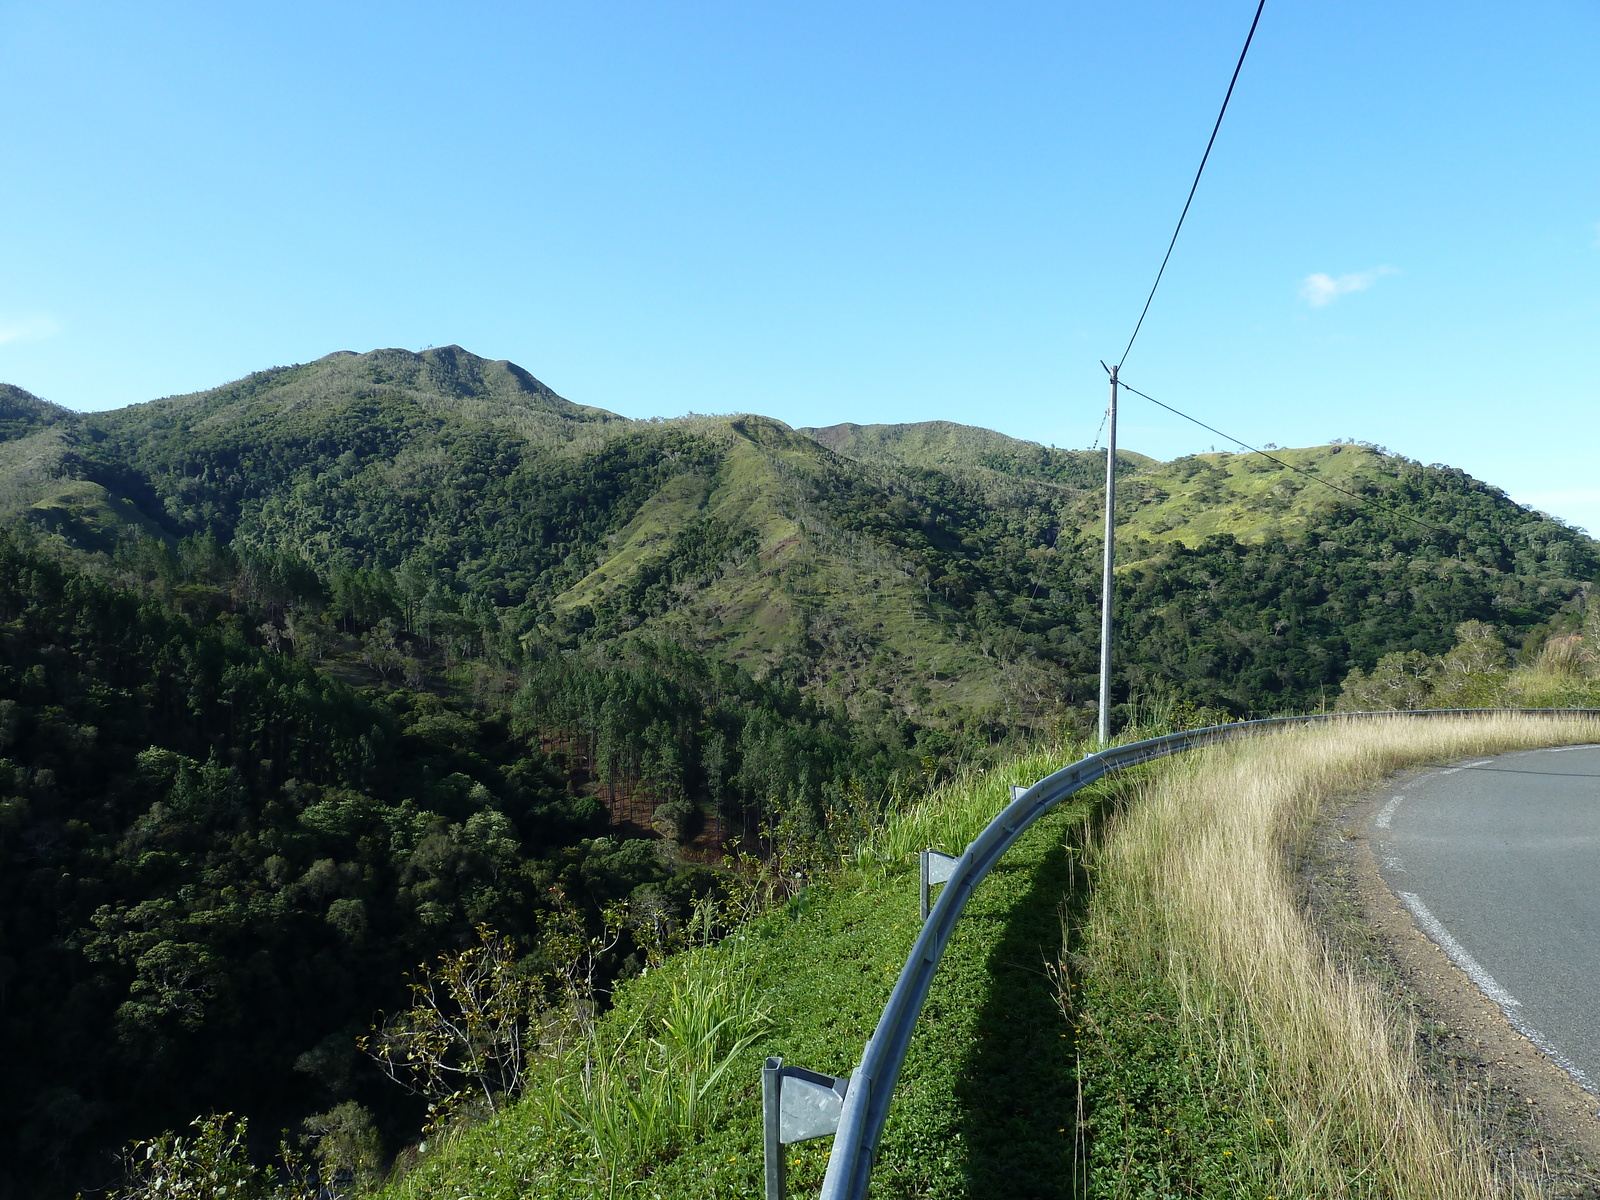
[1303,776,1600,1198]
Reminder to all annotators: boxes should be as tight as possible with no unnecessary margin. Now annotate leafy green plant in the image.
[107,1113,313,1200]
[559,963,769,1188]
[300,1103,385,1195]
[1337,618,1600,712]
[360,926,555,1119]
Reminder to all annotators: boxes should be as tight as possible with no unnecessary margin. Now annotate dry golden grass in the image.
[1079,713,1600,1199]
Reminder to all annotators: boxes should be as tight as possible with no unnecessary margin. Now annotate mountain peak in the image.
[93,345,623,433]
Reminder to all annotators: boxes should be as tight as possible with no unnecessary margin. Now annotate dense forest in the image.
[0,527,599,1195]
[0,528,936,1197]
[1,345,1596,1195]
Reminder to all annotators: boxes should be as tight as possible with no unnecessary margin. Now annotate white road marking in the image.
[1373,796,1403,830]
[1398,891,1521,1008]
[1397,890,1597,1094]
[1438,758,1495,775]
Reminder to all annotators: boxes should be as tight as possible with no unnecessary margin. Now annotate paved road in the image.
[1373,744,1600,1092]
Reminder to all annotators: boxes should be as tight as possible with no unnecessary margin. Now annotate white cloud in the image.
[1299,265,1398,307]
[0,315,60,345]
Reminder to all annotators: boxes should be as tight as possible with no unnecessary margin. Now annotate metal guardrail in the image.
[759,708,1600,1200]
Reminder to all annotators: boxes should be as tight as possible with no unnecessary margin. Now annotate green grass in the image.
[1066,905,1280,1199]
[1100,445,1397,550]
[380,745,1106,1200]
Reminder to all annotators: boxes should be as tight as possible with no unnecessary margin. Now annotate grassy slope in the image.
[804,422,1543,560]
[807,425,1409,552]
[1072,715,1600,1200]
[382,746,1103,1200]
[1102,445,1399,549]
[0,426,172,551]
[392,717,1600,1200]
[559,416,1011,722]
[803,420,1156,484]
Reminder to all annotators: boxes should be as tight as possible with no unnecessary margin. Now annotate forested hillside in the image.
[2,345,1596,1194]
[0,527,939,1198]
[7,347,1591,732]
[0,529,602,1195]
[803,421,1598,713]
[0,383,71,440]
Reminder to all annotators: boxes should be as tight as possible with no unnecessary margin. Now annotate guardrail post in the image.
[919,850,960,921]
[763,1056,786,1200]
[764,1056,852,1199]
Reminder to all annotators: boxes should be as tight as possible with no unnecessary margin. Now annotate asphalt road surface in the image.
[1373,744,1600,1092]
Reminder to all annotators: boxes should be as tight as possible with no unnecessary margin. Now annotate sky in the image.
[2,1,1597,530]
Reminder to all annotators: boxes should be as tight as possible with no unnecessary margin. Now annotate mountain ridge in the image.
[0,345,1593,726]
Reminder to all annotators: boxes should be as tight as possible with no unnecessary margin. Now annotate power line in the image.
[1088,404,1109,451]
[1112,374,1454,537]
[1117,0,1267,371]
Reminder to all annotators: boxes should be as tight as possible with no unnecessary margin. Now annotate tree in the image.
[1335,650,1435,712]
[359,926,545,1120]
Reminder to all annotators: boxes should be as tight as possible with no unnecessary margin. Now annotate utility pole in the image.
[1098,366,1118,744]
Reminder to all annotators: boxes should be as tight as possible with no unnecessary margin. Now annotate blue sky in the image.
[2,1,1597,530]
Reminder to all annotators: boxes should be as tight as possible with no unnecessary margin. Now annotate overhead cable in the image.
[1117,0,1267,370]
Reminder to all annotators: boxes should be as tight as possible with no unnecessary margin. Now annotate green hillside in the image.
[0,383,163,552]
[0,383,72,441]
[1096,443,1425,548]
[2,347,1596,729]
[3,346,1598,1196]
[802,418,1156,486]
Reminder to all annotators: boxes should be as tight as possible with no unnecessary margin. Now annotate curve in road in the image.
[1374,744,1600,1093]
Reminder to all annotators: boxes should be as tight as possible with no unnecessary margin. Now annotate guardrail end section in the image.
[764,1057,851,1199]
[1010,784,1029,800]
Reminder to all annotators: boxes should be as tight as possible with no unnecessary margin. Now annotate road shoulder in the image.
[1303,773,1600,1197]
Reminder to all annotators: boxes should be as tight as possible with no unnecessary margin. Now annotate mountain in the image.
[11,351,1080,726]
[2,346,1595,728]
[802,418,1157,486]
[3,346,1597,1193]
